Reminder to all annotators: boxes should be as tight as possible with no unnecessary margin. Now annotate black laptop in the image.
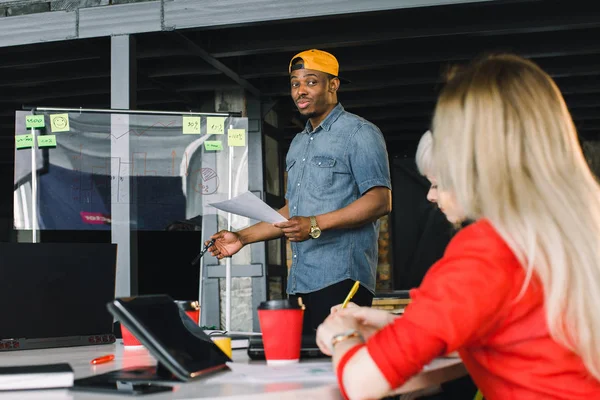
[247,333,329,360]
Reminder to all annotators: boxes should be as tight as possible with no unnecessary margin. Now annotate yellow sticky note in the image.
[37,135,57,148]
[50,114,69,132]
[15,134,33,149]
[183,116,201,134]
[25,115,45,129]
[227,129,246,147]
[204,141,223,151]
[207,117,225,134]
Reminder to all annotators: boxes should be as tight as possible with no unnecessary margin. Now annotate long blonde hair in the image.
[432,53,600,380]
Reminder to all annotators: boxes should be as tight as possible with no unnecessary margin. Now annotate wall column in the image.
[111,35,137,297]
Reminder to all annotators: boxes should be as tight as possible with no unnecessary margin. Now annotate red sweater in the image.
[367,220,600,399]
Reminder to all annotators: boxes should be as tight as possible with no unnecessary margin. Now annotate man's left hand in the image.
[274,216,311,242]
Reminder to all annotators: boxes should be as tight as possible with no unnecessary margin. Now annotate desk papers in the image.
[225,362,335,383]
[209,191,287,224]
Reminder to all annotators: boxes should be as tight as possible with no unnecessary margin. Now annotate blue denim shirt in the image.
[285,103,391,295]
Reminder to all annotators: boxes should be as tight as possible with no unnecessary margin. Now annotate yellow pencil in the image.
[341,281,360,309]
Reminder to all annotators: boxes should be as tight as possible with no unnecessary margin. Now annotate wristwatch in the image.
[331,329,364,349]
[309,216,321,239]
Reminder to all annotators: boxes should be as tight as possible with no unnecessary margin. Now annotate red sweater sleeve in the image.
[367,221,520,388]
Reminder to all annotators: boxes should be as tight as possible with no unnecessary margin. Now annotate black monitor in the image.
[0,242,117,350]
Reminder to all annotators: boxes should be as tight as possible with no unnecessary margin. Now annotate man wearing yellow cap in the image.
[207,49,392,333]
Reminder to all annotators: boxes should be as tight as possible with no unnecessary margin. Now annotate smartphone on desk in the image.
[72,372,174,395]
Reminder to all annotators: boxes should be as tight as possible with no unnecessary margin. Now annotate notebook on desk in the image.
[247,334,329,360]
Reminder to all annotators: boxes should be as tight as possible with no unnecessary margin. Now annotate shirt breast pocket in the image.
[307,156,336,191]
[286,158,298,186]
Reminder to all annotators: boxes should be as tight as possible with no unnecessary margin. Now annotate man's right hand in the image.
[206,230,244,259]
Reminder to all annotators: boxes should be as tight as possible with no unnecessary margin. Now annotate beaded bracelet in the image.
[336,343,365,400]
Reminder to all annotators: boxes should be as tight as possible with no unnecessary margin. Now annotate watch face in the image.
[310,228,321,239]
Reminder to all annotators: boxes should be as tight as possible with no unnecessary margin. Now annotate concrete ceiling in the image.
[1,0,599,160]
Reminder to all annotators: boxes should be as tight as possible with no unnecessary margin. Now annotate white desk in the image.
[0,341,466,399]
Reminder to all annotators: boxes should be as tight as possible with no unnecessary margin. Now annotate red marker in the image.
[90,354,115,365]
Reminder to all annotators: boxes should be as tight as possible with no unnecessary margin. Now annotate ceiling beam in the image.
[238,29,600,79]
[206,4,600,58]
[0,59,110,88]
[170,31,261,98]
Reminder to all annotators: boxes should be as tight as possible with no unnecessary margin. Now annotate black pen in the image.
[191,239,215,265]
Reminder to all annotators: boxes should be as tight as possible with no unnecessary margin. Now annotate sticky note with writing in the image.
[15,134,33,149]
[183,116,201,134]
[50,114,70,132]
[38,135,57,148]
[227,129,246,147]
[204,141,223,151]
[25,115,45,129]
[207,117,225,134]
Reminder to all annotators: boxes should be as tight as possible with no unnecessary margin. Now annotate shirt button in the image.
[297,183,300,186]
[302,158,305,162]
[293,254,297,258]
[293,206,296,210]
[310,137,313,141]
[318,162,321,165]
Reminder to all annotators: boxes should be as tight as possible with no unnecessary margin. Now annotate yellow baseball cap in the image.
[289,49,350,82]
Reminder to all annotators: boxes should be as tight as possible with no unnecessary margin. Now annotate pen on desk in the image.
[90,354,115,365]
[341,281,360,309]
[191,239,215,265]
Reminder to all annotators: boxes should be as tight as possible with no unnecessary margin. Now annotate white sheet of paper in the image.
[209,191,287,224]
[225,361,335,383]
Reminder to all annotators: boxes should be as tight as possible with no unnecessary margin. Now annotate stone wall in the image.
[0,0,156,17]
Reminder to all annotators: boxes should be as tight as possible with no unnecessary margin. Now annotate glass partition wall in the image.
[14,108,250,331]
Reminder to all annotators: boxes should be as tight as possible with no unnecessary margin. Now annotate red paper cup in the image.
[120,324,143,347]
[257,299,304,365]
[175,300,200,324]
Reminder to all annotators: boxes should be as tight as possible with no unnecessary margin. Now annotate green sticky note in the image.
[207,117,225,134]
[37,135,57,148]
[15,134,33,149]
[50,114,69,132]
[25,115,45,129]
[227,129,246,147]
[183,116,201,134]
[204,140,223,151]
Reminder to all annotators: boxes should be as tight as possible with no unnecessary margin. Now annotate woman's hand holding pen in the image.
[206,231,244,259]
[321,304,398,346]
[316,312,362,356]
[341,306,398,331]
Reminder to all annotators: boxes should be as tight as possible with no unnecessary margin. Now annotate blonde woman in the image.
[415,130,479,400]
[416,130,464,225]
[316,53,600,400]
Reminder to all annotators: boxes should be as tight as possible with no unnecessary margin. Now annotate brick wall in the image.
[376,215,392,291]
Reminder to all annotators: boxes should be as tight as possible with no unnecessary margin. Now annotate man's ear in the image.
[329,77,340,93]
